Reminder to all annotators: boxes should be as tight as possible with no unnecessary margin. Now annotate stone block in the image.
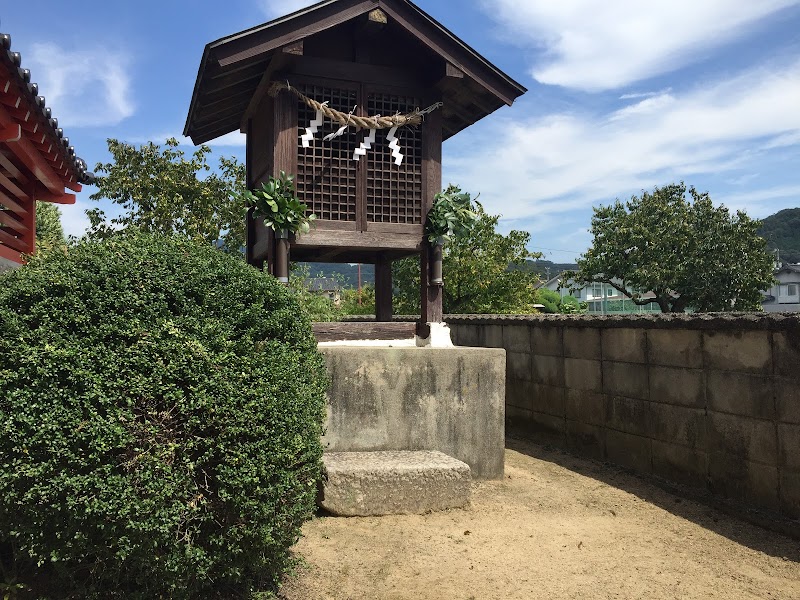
[648,403,706,449]
[563,327,601,360]
[565,389,605,426]
[564,358,602,392]
[506,379,534,411]
[503,324,531,353]
[507,351,532,382]
[777,380,800,424]
[452,324,480,348]
[566,420,605,460]
[321,346,505,479]
[706,371,775,420]
[603,361,649,400]
[321,451,471,516]
[481,324,504,348]
[601,328,647,363]
[651,440,707,488]
[530,411,566,436]
[604,396,650,437]
[531,354,564,387]
[774,331,800,380]
[531,383,565,417]
[778,423,800,471]
[649,366,704,408]
[779,471,800,519]
[647,329,703,368]
[703,330,771,374]
[506,404,533,426]
[708,452,779,512]
[605,429,652,473]
[531,326,563,357]
[706,412,777,466]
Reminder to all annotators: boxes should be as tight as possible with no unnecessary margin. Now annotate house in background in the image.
[307,277,342,305]
[540,273,661,314]
[762,264,800,312]
[0,33,94,272]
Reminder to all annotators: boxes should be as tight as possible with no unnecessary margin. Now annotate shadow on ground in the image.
[506,432,800,561]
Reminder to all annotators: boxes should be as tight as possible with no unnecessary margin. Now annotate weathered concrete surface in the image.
[447,314,800,520]
[321,450,471,516]
[321,346,505,479]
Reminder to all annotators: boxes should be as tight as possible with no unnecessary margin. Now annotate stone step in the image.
[320,450,472,516]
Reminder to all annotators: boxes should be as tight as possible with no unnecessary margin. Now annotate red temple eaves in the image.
[0,33,96,268]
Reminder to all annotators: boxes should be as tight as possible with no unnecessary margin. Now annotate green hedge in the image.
[0,232,328,599]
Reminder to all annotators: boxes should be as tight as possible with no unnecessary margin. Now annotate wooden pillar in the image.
[420,241,443,328]
[375,253,392,322]
[269,84,296,280]
[419,96,443,334]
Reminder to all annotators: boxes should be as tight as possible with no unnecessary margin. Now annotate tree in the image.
[565,183,776,313]
[393,203,542,314]
[88,138,247,254]
[535,288,586,314]
[34,201,65,251]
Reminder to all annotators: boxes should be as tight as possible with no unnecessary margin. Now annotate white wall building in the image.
[762,264,800,312]
[540,274,660,313]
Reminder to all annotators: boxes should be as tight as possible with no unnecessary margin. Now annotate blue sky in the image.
[3,0,799,262]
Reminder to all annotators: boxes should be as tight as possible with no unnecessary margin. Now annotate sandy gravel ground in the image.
[280,438,800,600]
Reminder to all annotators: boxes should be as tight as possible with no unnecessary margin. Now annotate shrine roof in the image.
[184,0,526,144]
[0,33,95,193]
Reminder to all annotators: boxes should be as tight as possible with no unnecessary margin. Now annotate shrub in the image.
[0,232,328,599]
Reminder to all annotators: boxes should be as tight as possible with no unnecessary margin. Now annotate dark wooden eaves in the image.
[184,0,526,145]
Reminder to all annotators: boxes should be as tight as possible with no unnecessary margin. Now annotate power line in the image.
[529,245,584,254]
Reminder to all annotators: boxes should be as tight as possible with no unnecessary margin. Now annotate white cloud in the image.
[205,131,246,147]
[619,89,672,100]
[444,59,800,224]
[26,43,134,127]
[259,0,317,19]
[58,199,91,240]
[721,185,800,216]
[483,0,800,90]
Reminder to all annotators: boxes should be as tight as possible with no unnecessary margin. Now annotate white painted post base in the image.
[416,322,454,347]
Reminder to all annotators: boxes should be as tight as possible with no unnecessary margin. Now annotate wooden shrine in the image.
[0,33,94,270]
[184,0,525,330]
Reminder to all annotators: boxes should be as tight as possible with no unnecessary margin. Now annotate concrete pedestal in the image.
[320,346,506,479]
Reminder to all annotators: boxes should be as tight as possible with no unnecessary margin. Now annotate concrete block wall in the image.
[447,314,800,519]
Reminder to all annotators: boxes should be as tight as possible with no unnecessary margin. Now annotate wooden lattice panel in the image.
[366,92,423,225]
[296,84,358,222]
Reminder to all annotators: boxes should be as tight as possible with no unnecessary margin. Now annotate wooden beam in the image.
[0,208,28,233]
[0,170,26,199]
[312,321,416,343]
[290,56,426,89]
[0,226,28,253]
[378,3,518,106]
[0,104,70,194]
[240,52,293,129]
[0,151,28,184]
[0,188,26,214]
[215,0,376,68]
[35,189,76,205]
[375,254,393,322]
[0,123,21,142]
[0,241,22,263]
[292,229,422,252]
[282,40,304,55]
[315,248,347,262]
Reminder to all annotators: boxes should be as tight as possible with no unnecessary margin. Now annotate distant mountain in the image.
[300,262,375,288]
[515,259,578,279]
[301,258,579,288]
[758,208,800,264]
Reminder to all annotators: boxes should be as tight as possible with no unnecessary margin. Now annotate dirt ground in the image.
[280,437,800,600]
